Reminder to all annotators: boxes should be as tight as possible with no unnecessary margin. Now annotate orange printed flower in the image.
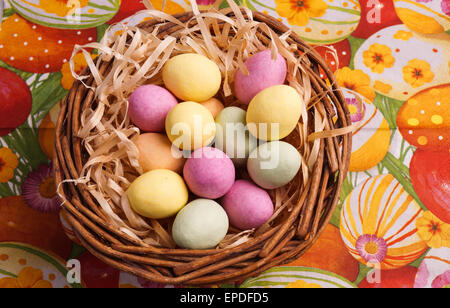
[335,67,376,101]
[0,148,19,183]
[402,59,435,88]
[373,80,393,94]
[393,30,414,41]
[286,279,322,288]
[36,0,89,17]
[0,267,53,288]
[61,53,97,90]
[362,44,395,74]
[416,211,450,249]
[275,0,328,26]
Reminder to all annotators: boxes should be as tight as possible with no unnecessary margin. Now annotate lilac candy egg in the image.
[129,85,178,132]
[221,180,274,230]
[234,50,287,104]
[183,147,235,199]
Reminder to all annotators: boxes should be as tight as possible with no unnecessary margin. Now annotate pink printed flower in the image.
[442,0,450,16]
[345,97,365,123]
[355,234,388,263]
[22,164,60,212]
[414,262,430,288]
[196,0,216,5]
[431,270,450,288]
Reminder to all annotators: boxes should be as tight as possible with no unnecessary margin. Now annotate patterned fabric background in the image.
[0,0,448,288]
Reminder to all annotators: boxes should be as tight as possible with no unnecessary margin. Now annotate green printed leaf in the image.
[31,72,68,121]
[347,36,365,70]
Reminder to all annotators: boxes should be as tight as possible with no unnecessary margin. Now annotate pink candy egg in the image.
[221,180,274,230]
[183,147,235,199]
[129,85,178,132]
[234,50,287,104]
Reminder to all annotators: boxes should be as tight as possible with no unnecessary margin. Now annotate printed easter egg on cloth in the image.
[240,266,357,288]
[415,247,450,288]
[397,84,450,152]
[0,242,82,288]
[354,24,450,101]
[340,174,428,269]
[342,89,391,172]
[0,14,97,73]
[394,0,450,34]
[9,0,120,29]
[315,39,352,79]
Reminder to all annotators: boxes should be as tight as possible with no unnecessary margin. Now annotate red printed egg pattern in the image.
[340,174,428,269]
[397,84,450,152]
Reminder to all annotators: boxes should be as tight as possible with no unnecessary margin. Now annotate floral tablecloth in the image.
[0,0,448,288]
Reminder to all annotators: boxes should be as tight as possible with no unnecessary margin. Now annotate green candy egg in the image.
[247,141,301,189]
[215,107,258,167]
[172,199,229,249]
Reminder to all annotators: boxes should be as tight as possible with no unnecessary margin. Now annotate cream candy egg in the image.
[162,53,222,102]
[165,101,216,150]
[246,85,303,141]
[394,0,450,34]
[342,89,391,172]
[133,133,185,173]
[128,85,178,132]
[221,180,274,230]
[354,24,450,101]
[234,50,287,104]
[126,169,189,219]
[172,199,229,250]
[215,107,259,167]
[247,141,301,190]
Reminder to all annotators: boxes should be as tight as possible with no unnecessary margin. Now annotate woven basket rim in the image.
[54,9,352,286]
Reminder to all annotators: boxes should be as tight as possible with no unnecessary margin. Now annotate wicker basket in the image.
[54,9,351,286]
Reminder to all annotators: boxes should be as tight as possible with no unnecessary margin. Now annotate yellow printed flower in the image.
[373,80,393,94]
[275,0,328,27]
[0,147,18,183]
[402,59,435,88]
[61,53,97,90]
[416,211,450,249]
[286,279,322,288]
[36,0,90,17]
[0,267,53,288]
[335,67,376,101]
[362,44,396,74]
[393,30,414,41]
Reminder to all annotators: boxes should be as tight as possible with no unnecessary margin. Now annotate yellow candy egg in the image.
[162,53,222,102]
[126,169,189,219]
[246,85,303,141]
[165,101,216,150]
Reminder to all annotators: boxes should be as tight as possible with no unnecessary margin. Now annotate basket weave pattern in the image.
[54,10,351,286]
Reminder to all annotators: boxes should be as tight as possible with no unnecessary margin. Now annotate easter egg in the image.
[240,266,357,288]
[315,39,352,78]
[183,147,235,199]
[247,85,303,141]
[354,24,450,101]
[340,174,428,269]
[126,169,189,219]
[199,98,224,119]
[215,107,259,167]
[352,0,402,39]
[165,101,216,150]
[133,133,185,173]
[394,0,450,34]
[415,247,450,288]
[285,224,359,282]
[128,85,178,132]
[172,199,229,250]
[275,0,361,45]
[9,0,119,29]
[0,67,32,137]
[108,0,147,24]
[0,242,82,288]
[234,49,287,104]
[0,14,97,73]
[162,53,222,102]
[221,180,274,230]
[410,149,450,224]
[359,266,418,288]
[247,141,301,190]
[342,89,391,172]
[397,84,450,152]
